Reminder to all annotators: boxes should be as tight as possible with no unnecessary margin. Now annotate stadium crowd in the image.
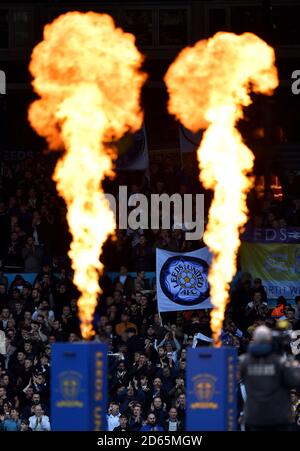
[0,153,300,431]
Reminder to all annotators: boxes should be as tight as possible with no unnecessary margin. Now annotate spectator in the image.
[4,232,23,272]
[113,266,133,296]
[164,407,183,431]
[115,313,137,337]
[0,308,10,332]
[291,389,300,424]
[20,418,31,431]
[168,376,185,400]
[175,393,186,422]
[128,404,144,431]
[131,236,153,271]
[149,377,169,406]
[22,237,43,273]
[271,297,287,318]
[107,402,121,431]
[140,412,164,432]
[113,413,130,431]
[28,404,51,431]
[150,396,168,425]
[294,296,300,321]
[0,408,21,431]
[156,331,181,360]
[252,278,267,303]
[244,292,269,328]
[22,392,49,419]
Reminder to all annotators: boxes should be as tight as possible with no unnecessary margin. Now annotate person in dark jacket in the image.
[240,325,300,431]
[113,414,131,431]
[113,266,133,297]
[163,407,183,431]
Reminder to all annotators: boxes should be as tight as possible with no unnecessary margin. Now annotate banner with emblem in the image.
[187,347,237,431]
[156,247,213,312]
[51,343,107,431]
[240,243,300,299]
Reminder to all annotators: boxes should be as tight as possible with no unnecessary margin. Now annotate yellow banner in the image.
[240,243,300,298]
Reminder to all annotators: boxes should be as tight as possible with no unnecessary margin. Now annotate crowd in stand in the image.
[0,154,300,431]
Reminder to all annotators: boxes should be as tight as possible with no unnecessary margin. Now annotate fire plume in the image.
[165,32,278,344]
[28,12,146,339]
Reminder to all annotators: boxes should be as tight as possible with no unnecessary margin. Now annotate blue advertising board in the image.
[51,343,107,431]
[187,347,237,431]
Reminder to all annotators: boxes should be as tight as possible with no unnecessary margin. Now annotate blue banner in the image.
[187,347,237,431]
[241,226,300,243]
[51,343,107,431]
[179,124,202,153]
[156,247,212,312]
[116,124,148,171]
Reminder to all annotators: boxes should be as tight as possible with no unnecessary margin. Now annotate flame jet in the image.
[165,32,278,344]
[28,12,146,339]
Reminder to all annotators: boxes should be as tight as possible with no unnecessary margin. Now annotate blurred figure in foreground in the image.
[240,325,300,431]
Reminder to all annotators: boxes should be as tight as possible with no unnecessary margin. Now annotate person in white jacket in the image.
[29,405,51,431]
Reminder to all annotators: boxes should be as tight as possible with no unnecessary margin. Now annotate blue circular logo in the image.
[160,256,209,306]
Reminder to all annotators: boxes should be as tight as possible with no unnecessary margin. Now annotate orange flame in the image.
[28,12,146,339]
[165,32,278,345]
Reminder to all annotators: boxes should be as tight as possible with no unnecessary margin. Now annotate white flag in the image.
[156,247,212,312]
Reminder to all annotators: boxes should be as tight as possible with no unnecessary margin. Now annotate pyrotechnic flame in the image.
[28,12,146,339]
[165,32,278,345]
